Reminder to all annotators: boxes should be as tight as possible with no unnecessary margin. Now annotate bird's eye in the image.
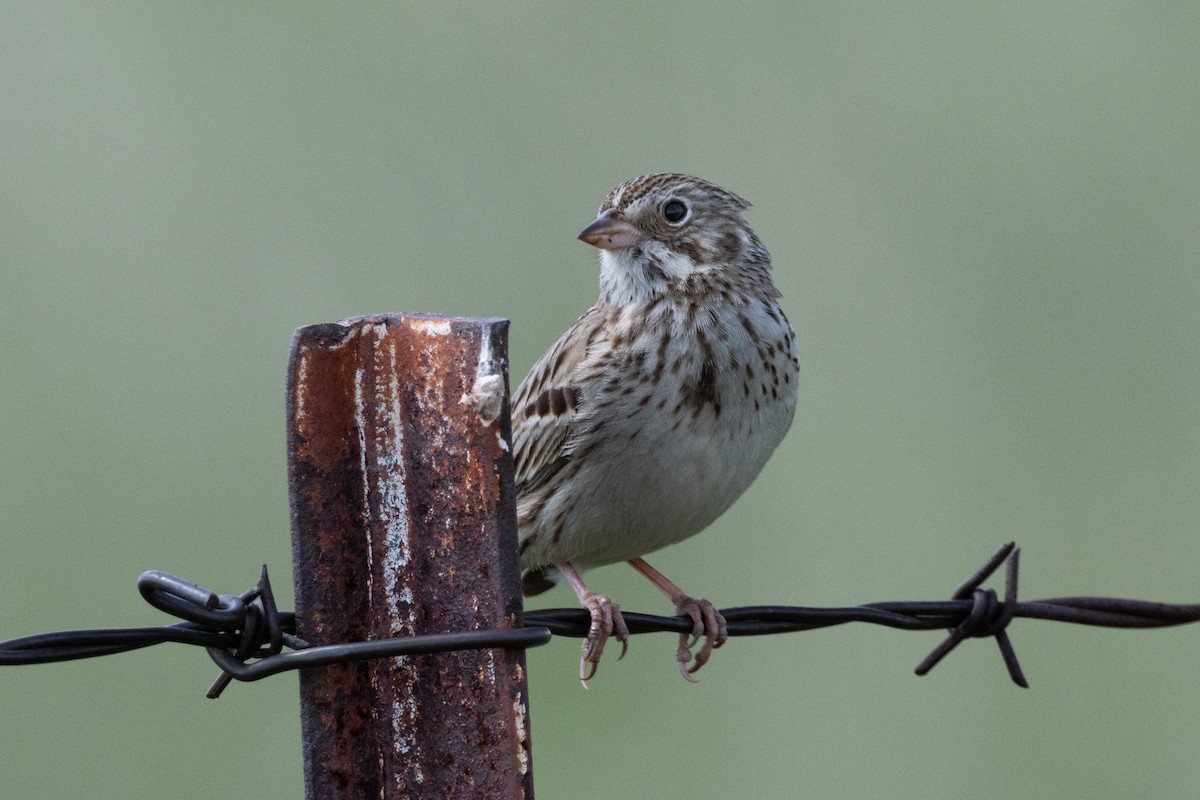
[662,199,689,224]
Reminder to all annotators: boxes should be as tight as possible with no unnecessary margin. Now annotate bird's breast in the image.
[540,297,798,565]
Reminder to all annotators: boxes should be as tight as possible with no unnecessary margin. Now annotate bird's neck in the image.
[597,246,701,307]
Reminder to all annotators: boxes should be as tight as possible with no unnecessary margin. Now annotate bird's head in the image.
[579,173,767,305]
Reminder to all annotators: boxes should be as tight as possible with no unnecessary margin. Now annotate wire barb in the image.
[913,542,1026,686]
[3,543,1200,693]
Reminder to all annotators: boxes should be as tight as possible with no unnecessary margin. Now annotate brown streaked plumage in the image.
[513,174,799,681]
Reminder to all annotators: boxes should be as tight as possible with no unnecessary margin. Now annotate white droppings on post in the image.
[353,365,374,598]
[392,696,419,760]
[410,317,453,337]
[293,351,309,422]
[461,323,507,425]
[394,697,415,749]
[478,321,495,371]
[512,692,529,774]
[381,326,420,761]
[461,374,505,425]
[361,326,414,637]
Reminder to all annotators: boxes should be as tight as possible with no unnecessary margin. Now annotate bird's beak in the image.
[578,208,641,250]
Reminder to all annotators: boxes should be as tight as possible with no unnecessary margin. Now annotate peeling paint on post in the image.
[287,313,533,799]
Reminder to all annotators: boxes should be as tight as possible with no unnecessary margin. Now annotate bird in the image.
[512,173,799,682]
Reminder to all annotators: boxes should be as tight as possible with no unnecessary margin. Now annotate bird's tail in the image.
[521,566,559,597]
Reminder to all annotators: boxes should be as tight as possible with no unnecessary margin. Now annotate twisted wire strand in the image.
[3,544,1197,696]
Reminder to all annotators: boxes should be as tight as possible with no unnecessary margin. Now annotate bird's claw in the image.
[674,597,727,681]
[578,593,629,683]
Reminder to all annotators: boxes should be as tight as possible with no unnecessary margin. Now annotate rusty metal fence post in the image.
[287,313,533,799]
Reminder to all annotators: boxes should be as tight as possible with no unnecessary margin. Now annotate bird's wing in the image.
[511,306,609,494]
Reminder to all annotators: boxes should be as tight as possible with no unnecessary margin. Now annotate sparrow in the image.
[513,173,799,681]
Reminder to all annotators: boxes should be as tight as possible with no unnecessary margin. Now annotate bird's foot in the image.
[674,596,728,682]
[578,592,629,683]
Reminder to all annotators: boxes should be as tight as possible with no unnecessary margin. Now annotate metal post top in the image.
[295,311,509,333]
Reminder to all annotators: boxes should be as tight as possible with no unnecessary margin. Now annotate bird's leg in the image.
[627,557,728,681]
[559,561,629,683]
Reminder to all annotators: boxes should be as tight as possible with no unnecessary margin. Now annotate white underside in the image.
[520,289,799,569]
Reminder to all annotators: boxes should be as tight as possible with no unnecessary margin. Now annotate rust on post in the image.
[287,313,532,800]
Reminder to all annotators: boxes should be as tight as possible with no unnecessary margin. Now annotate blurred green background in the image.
[2,3,1199,798]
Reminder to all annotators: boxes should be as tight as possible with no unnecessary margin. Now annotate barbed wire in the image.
[3,543,1198,696]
